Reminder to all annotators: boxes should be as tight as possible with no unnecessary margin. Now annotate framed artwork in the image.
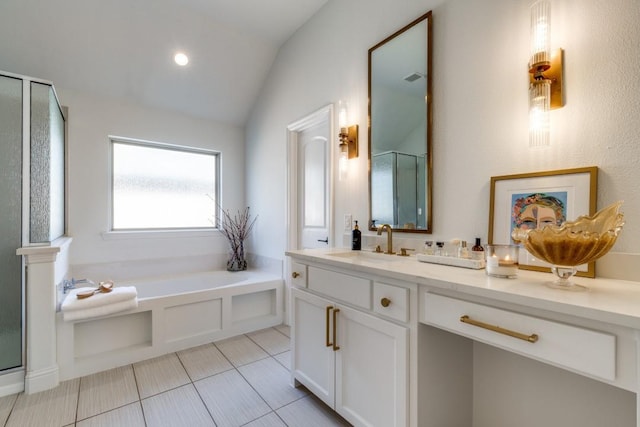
[488,167,598,277]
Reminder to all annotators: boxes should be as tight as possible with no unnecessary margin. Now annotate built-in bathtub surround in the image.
[70,253,283,283]
[56,270,283,380]
[12,237,72,397]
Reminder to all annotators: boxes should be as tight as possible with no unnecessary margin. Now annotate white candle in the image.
[486,249,519,278]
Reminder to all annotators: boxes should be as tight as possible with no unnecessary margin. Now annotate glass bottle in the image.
[424,241,434,255]
[458,241,470,258]
[352,221,361,250]
[471,237,484,260]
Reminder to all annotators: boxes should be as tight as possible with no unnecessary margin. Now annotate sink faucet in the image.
[377,224,395,255]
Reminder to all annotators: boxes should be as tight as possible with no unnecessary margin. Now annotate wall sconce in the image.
[338,101,358,180]
[528,0,563,147]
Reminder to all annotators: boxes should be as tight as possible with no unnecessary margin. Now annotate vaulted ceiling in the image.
[0,0,328,125]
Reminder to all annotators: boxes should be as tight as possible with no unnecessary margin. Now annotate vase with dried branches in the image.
[218,206,257,271]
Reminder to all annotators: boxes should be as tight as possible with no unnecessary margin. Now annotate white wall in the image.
[247,0,640,422]
[58,88,245,273]
[246,0,640,271]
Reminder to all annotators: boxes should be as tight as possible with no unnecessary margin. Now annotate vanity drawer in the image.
[308,266,371,309]
[421,292,616,381]
[290,262,307,288]
[373,282,409,323]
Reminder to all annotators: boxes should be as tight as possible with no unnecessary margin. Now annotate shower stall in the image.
[371,151,426,229]
[0,71,66,393]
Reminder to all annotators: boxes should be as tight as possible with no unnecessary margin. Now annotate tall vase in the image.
[227,240,247,272]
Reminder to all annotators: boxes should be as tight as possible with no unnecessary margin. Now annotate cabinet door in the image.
[334,304,408,427]
[291,288,335,407]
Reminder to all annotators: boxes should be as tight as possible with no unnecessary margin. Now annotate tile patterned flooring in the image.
[0,325,351,427]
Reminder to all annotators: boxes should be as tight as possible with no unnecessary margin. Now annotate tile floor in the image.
[0,325,351,427]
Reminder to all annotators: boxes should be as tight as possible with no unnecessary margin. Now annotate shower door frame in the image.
[0,70,67,396]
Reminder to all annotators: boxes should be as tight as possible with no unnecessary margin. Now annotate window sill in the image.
[101,229,219,240]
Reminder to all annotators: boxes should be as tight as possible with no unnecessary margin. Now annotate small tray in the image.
[416,254,485,270]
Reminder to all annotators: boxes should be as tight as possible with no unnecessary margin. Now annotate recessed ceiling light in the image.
[174,52,189,66]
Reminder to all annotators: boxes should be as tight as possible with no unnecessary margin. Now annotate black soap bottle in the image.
[352,221,362,250]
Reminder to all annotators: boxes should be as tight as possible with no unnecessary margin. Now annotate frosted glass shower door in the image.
[0,74,23,371]
[30,82,65,243]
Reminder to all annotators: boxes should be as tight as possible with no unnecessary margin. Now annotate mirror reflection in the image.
[369,12,432,233]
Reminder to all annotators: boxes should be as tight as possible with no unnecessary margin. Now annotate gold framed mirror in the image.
[368,11,432,233]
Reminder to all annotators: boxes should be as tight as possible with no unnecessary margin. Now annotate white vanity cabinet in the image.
[287,248,640,427]
[290,264,412,427]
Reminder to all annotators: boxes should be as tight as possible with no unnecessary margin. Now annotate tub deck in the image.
[56,270,283,380]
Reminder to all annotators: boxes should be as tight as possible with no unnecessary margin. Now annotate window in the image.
[111,137,218,230]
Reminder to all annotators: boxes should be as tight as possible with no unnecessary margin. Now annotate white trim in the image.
[21,79,30,246]
[24,365,59,395]
[17,237,72,264]
[109,135,220,155]
[286,103,335,252]
[101,229,220,240]
[107,136,220,232]
[0,69,52,85]
[0,368,24,397]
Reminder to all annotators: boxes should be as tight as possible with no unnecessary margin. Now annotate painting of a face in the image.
[510,192,567,239]
[518,204,557,230]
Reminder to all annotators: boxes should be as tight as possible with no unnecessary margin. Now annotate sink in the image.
[327,251,408,263]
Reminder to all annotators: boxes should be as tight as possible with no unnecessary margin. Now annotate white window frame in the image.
[103,136,220,239]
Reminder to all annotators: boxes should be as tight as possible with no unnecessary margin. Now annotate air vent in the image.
[403,72,424,82]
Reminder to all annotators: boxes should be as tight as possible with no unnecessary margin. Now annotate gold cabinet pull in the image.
[326,306,333,347]
[460,315,539,343]
[380,297,391,307]
[292,272,300,278]
[332,308,341,351]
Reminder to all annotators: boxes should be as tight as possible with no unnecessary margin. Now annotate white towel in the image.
[61,286,138,312]
[62,298,138,322]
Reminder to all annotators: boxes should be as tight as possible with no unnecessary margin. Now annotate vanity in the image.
[286,248,640,427]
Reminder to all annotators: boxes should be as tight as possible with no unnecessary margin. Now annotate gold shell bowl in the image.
[511,201,625,267]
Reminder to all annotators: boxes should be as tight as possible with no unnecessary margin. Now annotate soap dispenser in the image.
[352,220,362,250]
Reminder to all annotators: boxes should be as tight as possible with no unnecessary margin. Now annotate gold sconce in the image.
[529,0,563,147]
[338,101,358,180]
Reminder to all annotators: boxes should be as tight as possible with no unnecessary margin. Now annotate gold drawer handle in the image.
[460,315,539,343]
[326,306,333,347]
[380,297,391,307]
[292,272,300,279]
[332,308,340,351]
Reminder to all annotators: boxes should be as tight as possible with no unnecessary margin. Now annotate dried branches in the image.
[217,206,257,270]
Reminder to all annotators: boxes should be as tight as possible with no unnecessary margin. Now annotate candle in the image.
[485,245,519,278]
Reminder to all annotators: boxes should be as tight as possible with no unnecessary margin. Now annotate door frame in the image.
[286,103,336,253]
[284,104,335,322]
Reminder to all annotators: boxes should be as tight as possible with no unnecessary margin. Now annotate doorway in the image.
[285,104,335,321]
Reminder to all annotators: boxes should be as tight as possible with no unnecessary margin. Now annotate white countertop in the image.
[286,248,640,330]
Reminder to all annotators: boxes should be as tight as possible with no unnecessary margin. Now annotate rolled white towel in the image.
[61,285,138,313]
[63,298,138,322]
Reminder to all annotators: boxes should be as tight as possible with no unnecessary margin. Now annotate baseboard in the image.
[24,365,59,394]
[0,368,24,397]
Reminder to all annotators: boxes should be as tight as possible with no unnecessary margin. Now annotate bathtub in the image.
[56,270,283,380]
